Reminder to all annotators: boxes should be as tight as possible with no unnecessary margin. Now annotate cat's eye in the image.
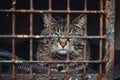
[52,33,59,37]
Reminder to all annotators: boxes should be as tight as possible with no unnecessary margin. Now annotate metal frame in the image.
[0,0,115,80]
[105,0,115,80]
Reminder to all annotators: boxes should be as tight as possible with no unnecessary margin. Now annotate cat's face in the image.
[37,14,89,72]
[42,14,87,60]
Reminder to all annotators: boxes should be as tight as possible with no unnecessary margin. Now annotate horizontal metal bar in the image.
[0,35,106,39]
[0,60,106,63]
[0,9,105,14]
[0,73,97,75]
[0,73,101,77]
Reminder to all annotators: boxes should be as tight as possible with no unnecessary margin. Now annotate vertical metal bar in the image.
[49,0,52,11]
[84,0,87,11]
[30,0,33,34]
[48,0,52,79]
[83,0,87,74]
[12,0,16,80]
[67,0,70,79]
[105,0,115,80]
[67,0,70,61]
[99,0,103,74]
[30,0,33,79]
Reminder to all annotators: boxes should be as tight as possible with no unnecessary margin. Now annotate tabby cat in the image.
[36,14,90,73]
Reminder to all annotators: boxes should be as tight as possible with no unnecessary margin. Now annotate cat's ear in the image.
[43,13,58,28]
[69,14,87,35]
[70,14,87,30]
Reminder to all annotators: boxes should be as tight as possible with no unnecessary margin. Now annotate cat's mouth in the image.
[57,49,67,54]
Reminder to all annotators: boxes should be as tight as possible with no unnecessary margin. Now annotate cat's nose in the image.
[60,42,66,48]
[59,38,67,48]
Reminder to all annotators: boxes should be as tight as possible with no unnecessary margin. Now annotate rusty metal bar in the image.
[99,14,103,74]
[83,0,87,74]
[84,0,87,11]
[83,16,87,74]
[99,0,104,74]
[67,0,70,78]
[0,60,106,63]
[0,73,97,76]
[0,9,105,14]
[67,0,70,35]
[29,0,33,79]
[105,0,115,80]
[11,0,16,80]
[0,35,106,39]
[48,0,52,79]
[0,73,100,77]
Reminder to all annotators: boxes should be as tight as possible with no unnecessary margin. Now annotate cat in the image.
[36,13,90,73]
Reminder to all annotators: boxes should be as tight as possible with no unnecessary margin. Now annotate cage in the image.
[0,0,116,80]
